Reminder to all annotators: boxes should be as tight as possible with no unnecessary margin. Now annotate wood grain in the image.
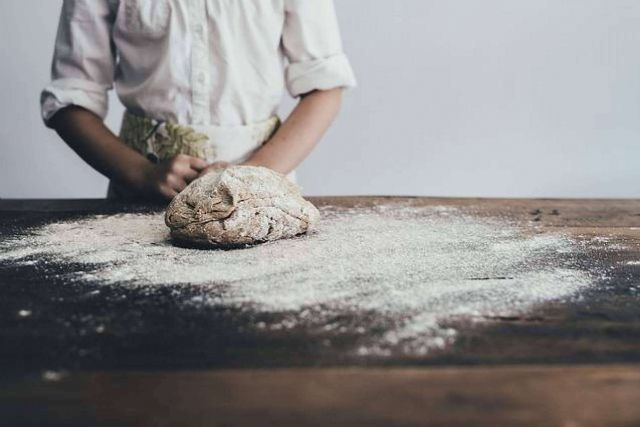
[2,365,640,427]
[2,198,640,426]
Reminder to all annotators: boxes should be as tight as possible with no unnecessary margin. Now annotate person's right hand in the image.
[135,154,208,201]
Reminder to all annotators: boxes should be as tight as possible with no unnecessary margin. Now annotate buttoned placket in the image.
[188,0,211,125]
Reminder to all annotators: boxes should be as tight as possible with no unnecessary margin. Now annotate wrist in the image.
[123,157,154,193]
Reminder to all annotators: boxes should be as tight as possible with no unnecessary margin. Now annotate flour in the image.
[0,205,594,356]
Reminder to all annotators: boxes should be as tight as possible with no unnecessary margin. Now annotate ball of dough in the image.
[165,166,320,248]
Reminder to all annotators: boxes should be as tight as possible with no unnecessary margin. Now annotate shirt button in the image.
[196,25,204,37]
[197,73,206,84]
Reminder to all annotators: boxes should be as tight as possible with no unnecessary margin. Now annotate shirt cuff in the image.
[40,78,110,127]
[285,53,357,98]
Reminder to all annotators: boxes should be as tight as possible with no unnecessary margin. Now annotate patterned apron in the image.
[108,112,286,199]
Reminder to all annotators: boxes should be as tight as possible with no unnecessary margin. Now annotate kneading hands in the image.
[50,88,343,201]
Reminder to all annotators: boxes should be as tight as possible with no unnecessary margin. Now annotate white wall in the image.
[1,0,639,199]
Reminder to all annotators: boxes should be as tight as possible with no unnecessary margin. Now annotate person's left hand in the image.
[198,161,231,177]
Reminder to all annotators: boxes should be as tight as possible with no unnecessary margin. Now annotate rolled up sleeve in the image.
[41,0,116,126]
[282,0,357,98]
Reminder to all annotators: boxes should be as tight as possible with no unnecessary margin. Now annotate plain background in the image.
[1,0,639,199]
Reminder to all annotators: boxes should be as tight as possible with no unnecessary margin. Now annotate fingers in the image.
[154,174,184,201]
[169,155,203,172]
[182,167,200,182]
[158,185,178,201]
[198,166,214,178]
[152,155,221,201]
[166,174,188,193]
[198,161,231,178]
[187,155,208,171]
[170,155,206,182]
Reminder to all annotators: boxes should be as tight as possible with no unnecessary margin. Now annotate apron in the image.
[108,111,293,199]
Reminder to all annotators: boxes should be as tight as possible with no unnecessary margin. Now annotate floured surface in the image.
[0,205,594,356]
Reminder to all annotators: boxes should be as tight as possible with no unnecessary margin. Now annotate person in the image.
[41,0,356,200]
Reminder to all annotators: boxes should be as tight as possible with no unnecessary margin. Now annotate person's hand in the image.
[134,154,208,201]
[198,161,231,178]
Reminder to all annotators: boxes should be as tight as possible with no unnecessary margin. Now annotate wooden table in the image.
[1,197,640,426]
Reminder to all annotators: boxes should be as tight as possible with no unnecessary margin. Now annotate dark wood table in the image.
[1,197,640,426]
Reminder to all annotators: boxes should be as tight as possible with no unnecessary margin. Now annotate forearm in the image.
[243,88,343,174]
[49,106,150,188]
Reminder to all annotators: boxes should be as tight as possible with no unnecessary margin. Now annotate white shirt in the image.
[41,0,356,127]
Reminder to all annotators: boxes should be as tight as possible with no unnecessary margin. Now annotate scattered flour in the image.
[0,205,594,356]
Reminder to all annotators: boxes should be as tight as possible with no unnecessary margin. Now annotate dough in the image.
[165,166,320,248]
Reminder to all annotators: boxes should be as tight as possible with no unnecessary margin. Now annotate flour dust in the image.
[0,205,594,356]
